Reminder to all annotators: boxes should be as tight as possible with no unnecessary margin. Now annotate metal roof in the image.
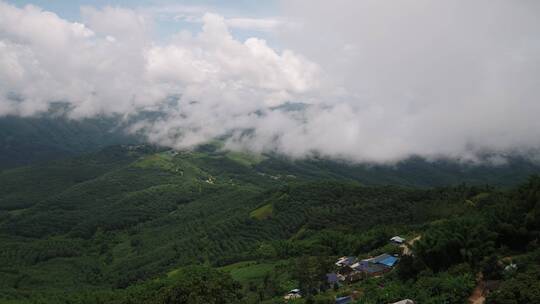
[336,296,352,304]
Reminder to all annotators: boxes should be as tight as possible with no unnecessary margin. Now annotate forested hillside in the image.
[0,145,539,303]
[0,115,138,170]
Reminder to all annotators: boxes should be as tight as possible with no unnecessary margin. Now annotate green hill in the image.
[0,115,138,170]
[0,145,539,303]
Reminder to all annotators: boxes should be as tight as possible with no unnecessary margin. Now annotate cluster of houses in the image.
[284,236,412,303]
[325,236,408,303]
[327,252,399,285]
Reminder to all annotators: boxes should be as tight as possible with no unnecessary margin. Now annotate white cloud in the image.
[225,17,282,32]
[272,0,540,162]
[145,3,208,16]
[0,2,319,148]
[80,6,149,43]
[1,1,540,164]
[143,3,284,33]
[139,12,319,147]
[173,14,284,32]
[146,13,318,101]
[0,2,164,118]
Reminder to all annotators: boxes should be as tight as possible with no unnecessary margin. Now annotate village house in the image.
[326,273,341,285]
[352,260,390,277]
[390,299,415,304]
[350,253,399,278]
[335,256,357,267]
[335,295,352,304]
[363,253,399,268]
[283,288,301,300]
[390,236,406,244]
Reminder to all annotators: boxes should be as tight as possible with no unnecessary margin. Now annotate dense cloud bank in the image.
[1,1,539,163]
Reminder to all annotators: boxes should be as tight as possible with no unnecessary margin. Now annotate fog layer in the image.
[1,1,539,163]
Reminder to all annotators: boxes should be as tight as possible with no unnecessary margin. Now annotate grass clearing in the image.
[133,153,175,171]
[250,203,273,220]
[220,261,276,283]
[226,151,266,167]
[7,208,29,216]
[167,267,183,278]
[289,225,307,241]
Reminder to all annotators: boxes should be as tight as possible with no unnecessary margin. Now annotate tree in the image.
[154,266,242,304]
[414,217,495,271]
[293,256,332,296]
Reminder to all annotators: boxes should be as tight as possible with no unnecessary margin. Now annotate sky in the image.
[8,0,281,42]
[1,0,540,164]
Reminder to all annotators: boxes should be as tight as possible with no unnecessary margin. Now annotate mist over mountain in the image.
[0,114,138,169]
[1,0,540,163]
[2,115,539,186]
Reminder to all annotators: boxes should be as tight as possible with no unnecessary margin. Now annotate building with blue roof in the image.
[350,253,399,277]
[364,253,399,267]
[378,255,398,267]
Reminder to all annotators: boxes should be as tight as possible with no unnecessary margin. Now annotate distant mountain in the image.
[2,112,539,187]
[0,115,139,170]
[262,155,540,188]
[195,142,540,188]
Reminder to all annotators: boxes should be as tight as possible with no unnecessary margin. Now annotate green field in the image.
[220,261,277,282]
[226,151,267,167]
[250,203,273,220]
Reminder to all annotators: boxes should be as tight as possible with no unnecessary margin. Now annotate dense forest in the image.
[1,144,540,303]
[0,115,139,170]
